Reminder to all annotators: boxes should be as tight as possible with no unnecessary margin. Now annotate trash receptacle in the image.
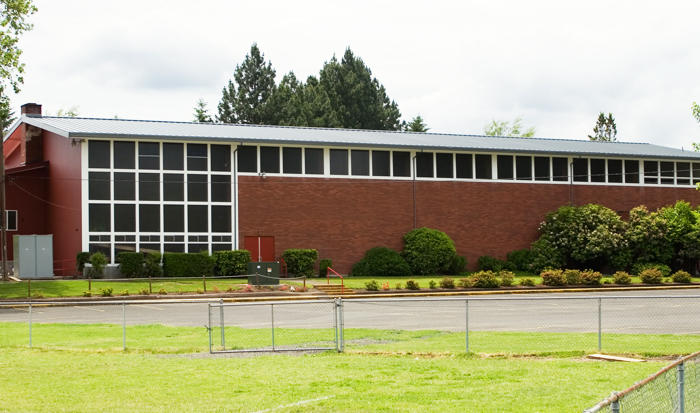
[247,262,280,285]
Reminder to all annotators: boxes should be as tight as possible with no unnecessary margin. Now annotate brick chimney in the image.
[20,103,43,164]
[21,103,42,116]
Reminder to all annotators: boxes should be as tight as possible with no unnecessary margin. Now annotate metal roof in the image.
[11,114,700,160]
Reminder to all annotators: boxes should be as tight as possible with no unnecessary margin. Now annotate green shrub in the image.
[477,255,511,272]
[632,262,671,277]
[563,269,582,285]
[671,270,692,283]
[364,280,379,291]
[405,280,420,290]
[458,278,473,288]
[82,291,92,297]
[506,249,533,272]
[580,270,602,285]
[395,283,402,290]
[540,269,566,286]
[445,255,467,275]
[282,249,318,278]
[158,288,167,295]
[439,277,455,289]
[520,278,536,287]
[88,252,107,278]
[499,270,515,287]
[402,228,456,275]
[613,271,632,285]
[471,271,501,288]
[530,238,565,273]
[640,268,664,284]
[117,252,144,278]
[319,258,333,277]
[143,252,163,277]
[351,247,411,277]
[429,280,437,289]
[76,252,91,274]
[213,250,251,276]
[99,287,113,297]
[162,252,214,277]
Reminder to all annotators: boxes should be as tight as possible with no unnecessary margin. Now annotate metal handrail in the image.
[326,267,344,293]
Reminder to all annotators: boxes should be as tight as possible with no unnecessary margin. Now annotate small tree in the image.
[402,115,429,132]
[88,252,107,278]
[588,112,617,142]
[193,99,212,122]
[484,117,535,137]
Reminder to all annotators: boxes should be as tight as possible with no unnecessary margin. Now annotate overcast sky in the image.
[10,0,700,149]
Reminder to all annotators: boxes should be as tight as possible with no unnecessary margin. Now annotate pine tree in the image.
[193,99,212,122]
[217,80,236,123]
[588,112,617,142]
[0,95,16,137]
[402,115,429,132]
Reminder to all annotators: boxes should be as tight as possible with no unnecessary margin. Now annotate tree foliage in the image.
[193,99,212,122]
[483,117,535,137]
[402,115,429,132]
[401,227,457,275]
[588,112,617,142]
[693,101,700,124]
[0,94,15,136]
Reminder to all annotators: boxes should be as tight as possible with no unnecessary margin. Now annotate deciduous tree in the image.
[588,112,617,142]
[483,117,535,137]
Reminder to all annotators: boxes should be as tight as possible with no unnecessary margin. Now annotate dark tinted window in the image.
[187,174,207,202]
[260,146,280,173]
[89,172,110,200]
[163,205,184,232]
[139,244,160,254]
[211,206,231,232]
[393,151,411,177]
[163,173,184,201]
[372,150,390,176]
[89,204,111,232]
[590,159,605,182]
[553,157,568,181]
[351,150,370,176]
[607,159,622,183]
[188,205,208,232]
[625,160,639,183]
[694,163,700,185]
[139,205,160,232]
[138,142,159,169]
[237,146,257,172]
[305,148,324,174]
[212,243,232,252]
[114,172,135,200]
[436,153,453,178]
[211,175,231,202]
[475,154,492,179]
[114,204,135,232]
[573,158,588,182]
[330,149,348,175]
[113,141,135,169]
[497,155,513,179]
[660,161,674,184]
[516,156,532,180]
[163,143,184,170]
[6,210,17,231]
[416,152,433,177]
[534,157,550,181]
[283,147,302,174]
[88,140,110,168]
[164,243,185,253]
[210,145,230,172]
[677,162,690,185]
[644,161,658,184]
[139,173,160,201]
[456,154,472,179]
[187,144,207,171]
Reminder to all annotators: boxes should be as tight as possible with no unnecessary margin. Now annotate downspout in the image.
[412,153,417,229]
[233,146,239,249]
[569,160,574,206]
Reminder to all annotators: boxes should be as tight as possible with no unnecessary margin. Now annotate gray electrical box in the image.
[247,261,280,285]
[13,235,54,279]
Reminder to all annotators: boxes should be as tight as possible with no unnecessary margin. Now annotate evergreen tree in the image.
[0,95,15,137]
[217,80,236,123]
[403,115,429,132]
[193,99,212,122]
[484,117,535,137]
[588,112,617,142]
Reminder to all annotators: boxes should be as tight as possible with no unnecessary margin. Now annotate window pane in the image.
[590,159,605,182]
[89,172,110,200]
[435,153,453,178]
[259,146,280,173]
[114,172,135,200]
[677,162,690,185]
[187,143,207,171]
[694,163,700,185]
[607,159,622,183]
[305,148,324,174]
[660,161,674,184]
[139,204,160,232]
[497,155,513,180]
[139,244,160,254]
[393,151,411,177]
[283,147,302,174]
[7,210,17,231]
[644,161,658,184]
[187,174,207,202]
[237,146,257,172]
[164,205,184,232]
[88,140,110,168]
[188,244,208,253]
[212,244,232,252]
[416,152,434,177]
[163,143,184,170]
[115,244,136,256]
[89,204,111,232]
[163,173,184,201]
[211,175,231,202]
[114,204,135,232]
[456,154,472,179]
[164,244,185,252]
[625,160,639,183]
[534,157,550,181]
[210,144,230,172]
[212,206,232,232]
[113,141,135,169]
[188,205,208,232]
[139,142,160,169]
[139,173,160,201]
[552,157,568,181]
[371,150,390,176]
[330,149,348,175]
[475,154,492,179]
[573,158,588,182]
[516,156,532,180]
[351,150,370,176]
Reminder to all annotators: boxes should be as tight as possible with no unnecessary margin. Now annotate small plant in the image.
[471,271,501,288]
[603,279,612,284]
[382,282,390,291]
[632,262,671,277]
[457,278,473,288]
[563,269,582,285]
[540,269,566,286]
[439,277,455,289]
[88,252,108,278]
[196,289,204,294]
[671,270,692,284]
[120,290,129,296]
[428,280,437,289]
[640,268,664,284]
[158,288,167,295]
[226,286,235,293]
[99,287,113,297]
[365,280,380,291]
[395,283,402,290]
[580,270,602,286]
[82,291,92,297]
[499,270,515,287]
[613,271,631,285]
[212,286,220,293]
[405,280,420,290]
[32,292,44,299]
[138,288,149,295]
[520,278,535,287]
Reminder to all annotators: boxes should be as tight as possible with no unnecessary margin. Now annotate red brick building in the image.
[4,103,700,276]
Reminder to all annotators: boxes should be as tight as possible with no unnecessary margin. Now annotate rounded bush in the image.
[499,270,515,287]
[364,280,379,291]
[540,269,566,286]
[506,249,533,272]
[445,255,467,275]
[439,277,455,289]
[351,247,411,277]
[640,268,664,284]
[563,269,582,285]
[580,270,602,285]
[612,271,631,285]
[405,280,420,290]
[520,278,536,287]
[632,262,671,277]
[402,228,456,275]
[282,249,318,278]
[671,270,692,284]
[471,271,501,288]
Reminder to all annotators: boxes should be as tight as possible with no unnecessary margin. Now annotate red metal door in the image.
[243,236,275,262]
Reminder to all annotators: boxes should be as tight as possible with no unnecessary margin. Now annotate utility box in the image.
[13,235,54,279]
[247,261,280,285]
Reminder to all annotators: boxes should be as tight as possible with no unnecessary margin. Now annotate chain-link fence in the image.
[584,351,700,412]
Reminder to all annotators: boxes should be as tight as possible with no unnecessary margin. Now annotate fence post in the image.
[207,303,213,353]
[334,298,340,352]
[678,362,685,413]
[598,297,602,352]
[465,299,470,353]
[27,279,30,298]
[122,302,126,351]
[611,399,620,413]
[339,298,345,352]
[28,303,32,348]
[203,274,207,292]
[271,303,275,351]
[219,298,225,350]
[149,276,152,294]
